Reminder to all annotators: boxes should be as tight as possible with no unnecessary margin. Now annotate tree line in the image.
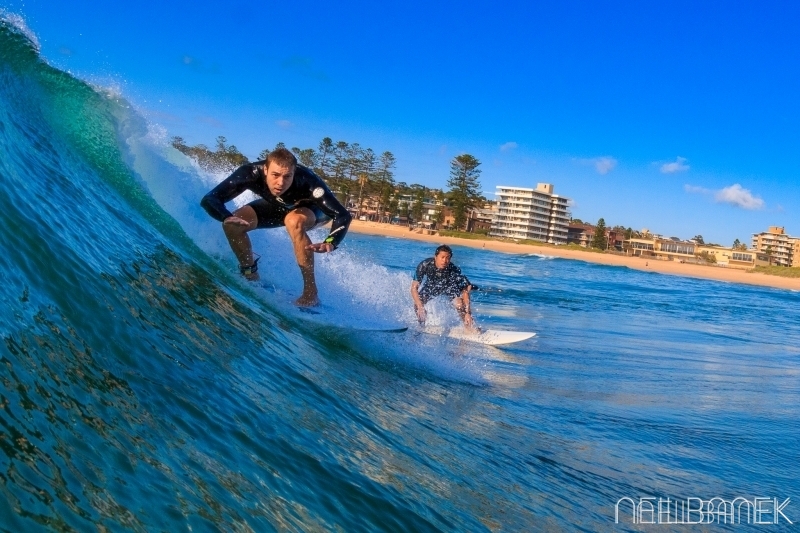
[171,135,486,229]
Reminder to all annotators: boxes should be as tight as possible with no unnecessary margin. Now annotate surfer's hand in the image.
[307,242,335,253]
[223,216,250,227]
[415,305,427,324]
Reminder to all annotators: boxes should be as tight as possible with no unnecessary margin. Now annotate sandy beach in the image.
[348,220,800,292]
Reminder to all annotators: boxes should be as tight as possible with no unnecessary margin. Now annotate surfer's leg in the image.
[223,205,260,280]
[284,207,319,307]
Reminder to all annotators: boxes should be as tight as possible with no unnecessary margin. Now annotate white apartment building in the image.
[490,183,571,244]
[752,226,800,267]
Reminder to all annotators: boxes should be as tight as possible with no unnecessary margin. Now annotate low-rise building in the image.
[567,223,594,247]
[694,245,768,269]
[466,208,494,233]
[567,224,624,250]
[626,235,769,268]
[625,235,696,261]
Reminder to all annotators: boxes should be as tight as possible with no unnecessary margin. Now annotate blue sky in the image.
[4,0,799,245]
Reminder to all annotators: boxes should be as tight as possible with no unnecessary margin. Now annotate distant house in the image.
[567,223,623,250]
[567,223,594,247]
[466,208,494,233]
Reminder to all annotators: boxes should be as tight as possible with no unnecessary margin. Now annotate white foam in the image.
[0,10,40,52]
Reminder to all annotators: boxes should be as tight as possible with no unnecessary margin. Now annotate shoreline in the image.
[347,220,800,292]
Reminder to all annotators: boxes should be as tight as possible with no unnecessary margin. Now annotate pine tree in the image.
[591,218,607,249]
[447,154,482,231]
[411,185,426,222]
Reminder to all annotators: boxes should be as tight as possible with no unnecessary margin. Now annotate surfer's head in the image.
[434,245,453,269]
[265,148,297,196]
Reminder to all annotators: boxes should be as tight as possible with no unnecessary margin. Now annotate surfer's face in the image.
[265,162,295,197]
[434,251,452,269]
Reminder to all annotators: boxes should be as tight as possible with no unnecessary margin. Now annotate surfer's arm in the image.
[200,165,254,222]
[457,287,475,329]
[410,280,426,323]
[315,189,352,249]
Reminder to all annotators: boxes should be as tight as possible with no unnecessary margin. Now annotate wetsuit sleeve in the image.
[200,165,255,222]
[414,260,428,282]
[316,189,352,248]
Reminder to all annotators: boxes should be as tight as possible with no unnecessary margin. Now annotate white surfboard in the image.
[423,326,536,346]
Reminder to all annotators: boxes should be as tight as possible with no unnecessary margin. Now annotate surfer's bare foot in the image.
[243,272,260,282]
[295,293,320,307]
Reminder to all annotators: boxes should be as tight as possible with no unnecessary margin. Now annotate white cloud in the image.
[499,141,518,152]
[684,184,709,194]
[275,119,292,129]
[685,183,764,210]
[575,156,617,174]
[714,184,764,210]
[593,156,617,175]
[660,156,690,173]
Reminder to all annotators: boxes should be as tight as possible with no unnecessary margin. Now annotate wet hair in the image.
[266,147,297,169]
[435,244,453,257]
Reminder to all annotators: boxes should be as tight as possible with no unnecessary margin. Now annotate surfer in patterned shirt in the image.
[411,245,476,330]
[201,148,351,307]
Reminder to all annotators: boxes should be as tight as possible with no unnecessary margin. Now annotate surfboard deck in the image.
[423,326,536,346]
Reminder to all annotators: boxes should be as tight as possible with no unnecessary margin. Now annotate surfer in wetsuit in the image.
[200,147,351,307]
[411,245,476,330]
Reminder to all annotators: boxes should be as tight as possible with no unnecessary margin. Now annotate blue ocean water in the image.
[1,15,799,531]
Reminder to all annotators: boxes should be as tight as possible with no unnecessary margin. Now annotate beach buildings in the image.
[752,226,800,266]
[625,234,769,269]
[694,244,767,268]
[567,223,625,250]
[567,223,594,247]
[490,184,571,244]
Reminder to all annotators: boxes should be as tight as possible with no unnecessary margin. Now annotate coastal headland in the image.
[348,220,800,292]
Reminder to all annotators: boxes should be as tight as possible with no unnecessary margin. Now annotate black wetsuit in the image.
[414,258,471,303]
[200,162,351,248]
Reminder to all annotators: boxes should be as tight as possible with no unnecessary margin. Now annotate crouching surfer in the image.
[200,148,351,307]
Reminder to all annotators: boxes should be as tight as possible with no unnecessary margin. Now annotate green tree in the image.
[172,136,248,173]
[411,185,426,222]
[388,198,399,220]
[291,147,318,167]
[698,251,717,264]
[693,234,705,244]
[316,137,334,177]
[398,201,409,219]
[434,207,445,225]
[591,218,607,249]
[447,154,482,231]
[374,151,396,221]
[258,141,287,161]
